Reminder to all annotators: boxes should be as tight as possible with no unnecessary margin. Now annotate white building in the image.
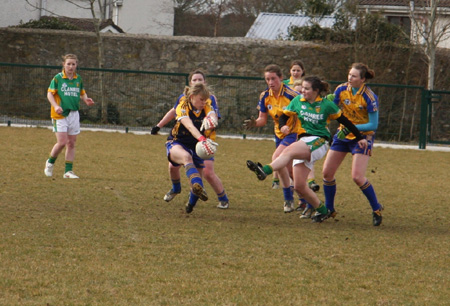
[0,0,174,36]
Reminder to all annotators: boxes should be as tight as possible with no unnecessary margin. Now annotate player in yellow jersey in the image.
[44,54,95,179]
[165,83,218,214]
[243,64,303,213]
[322,63,383,226]
[151,69,230,209]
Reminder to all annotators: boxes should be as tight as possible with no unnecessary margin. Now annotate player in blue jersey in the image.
[152,70,230,210]
[165,83,218,214]
[44,54,95,179]
[322,63,383,226]
[246,76,367,223]
[243,64,304,213]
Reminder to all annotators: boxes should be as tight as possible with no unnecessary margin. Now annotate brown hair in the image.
[302,76,329,95]
[264,64,283,78]
[290,60,306,77]
[351,63,375,80]
[183,83,211,102]
[188,69,207,84]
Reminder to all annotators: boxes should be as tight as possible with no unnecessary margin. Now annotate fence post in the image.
[418,89,429,149]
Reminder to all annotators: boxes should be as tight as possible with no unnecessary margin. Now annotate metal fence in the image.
[1,63,448,148]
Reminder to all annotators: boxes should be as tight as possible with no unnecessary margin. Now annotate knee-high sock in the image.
[323,179,336,211]
[360,180,382,211]
[171,179,181,193]
[217,190,229,202]
[185,163,203,187]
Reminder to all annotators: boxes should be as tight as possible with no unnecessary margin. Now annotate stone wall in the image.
[1,27,449,141]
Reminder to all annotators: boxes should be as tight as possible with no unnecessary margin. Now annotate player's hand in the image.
[197,136,218,156]
[337,127,350,139]
[85,98,94,106]
[357,138,368,150]
[243,117,256,130]
[280,125,290,135]
[200,115,218,131]
[54,106,63,115]
[151,126,160,135]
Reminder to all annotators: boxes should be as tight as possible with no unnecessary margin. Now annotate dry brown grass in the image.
[0,126,449,305]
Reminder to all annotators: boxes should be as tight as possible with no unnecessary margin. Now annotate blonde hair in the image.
[183,83,211,102]
[293,80,303,88]
[62,54,78,66]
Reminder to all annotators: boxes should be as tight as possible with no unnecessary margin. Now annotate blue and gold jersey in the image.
[334,82,378,136]
[173,93,219,141]
[169,96,215,148]
[257,84,303,138]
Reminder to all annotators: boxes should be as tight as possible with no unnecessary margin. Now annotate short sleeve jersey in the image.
[47,70,86,119]
[173,93,219,140]
[284,96,342,140]
[258,84,303,138]
[169,96,215,148]
[334,82,378,136]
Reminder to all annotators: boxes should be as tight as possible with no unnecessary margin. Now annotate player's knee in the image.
[352,175,365,186]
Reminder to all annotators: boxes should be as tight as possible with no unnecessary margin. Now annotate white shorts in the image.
[292,136,329,170]
[52,111,80,135]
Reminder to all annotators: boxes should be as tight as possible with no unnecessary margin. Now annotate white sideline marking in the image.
[2,123,450,152]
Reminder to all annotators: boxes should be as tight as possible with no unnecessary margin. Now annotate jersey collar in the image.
[62,70,79,79]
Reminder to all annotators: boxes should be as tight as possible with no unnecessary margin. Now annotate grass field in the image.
[0,126,449,305]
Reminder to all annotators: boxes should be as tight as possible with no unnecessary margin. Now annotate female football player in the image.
[152,69,230,209]
[246,76,367,223]
[322,63,383,226]
[243,64,302,213]
[165,83,218,213]
[44,54,95,179]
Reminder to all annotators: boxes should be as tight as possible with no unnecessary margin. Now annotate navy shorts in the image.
[330,134,374,156]
[166,141,205,168]
[275,133,298,148]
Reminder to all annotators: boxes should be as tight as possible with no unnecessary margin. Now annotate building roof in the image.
[245,13,341,40]
[42,16,124,33]
[359,0,450,7]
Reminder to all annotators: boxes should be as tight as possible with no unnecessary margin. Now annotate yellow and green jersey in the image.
[282,77,295,86]
[284,95,341,140]
[257,84,303,138]
[47,70,86,120]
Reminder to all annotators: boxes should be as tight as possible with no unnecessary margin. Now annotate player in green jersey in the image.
[44,54,95,179]
[247,76,367,223]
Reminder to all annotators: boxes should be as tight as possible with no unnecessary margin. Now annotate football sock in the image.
[262,164,273,175]
[185,163,203,187]
[282,187,294,201]
[272,178,280,183]
[298,197,307,204]
[323,179,336,211]
[171,179,181,193]
[359,180,382,211]
[188,191,198,206]
[48,156,57,164]
[316,202,328,215]
[65,161,73,173]
[217,190,229,202]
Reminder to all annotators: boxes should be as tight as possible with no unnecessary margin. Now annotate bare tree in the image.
[408,0,450,90]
